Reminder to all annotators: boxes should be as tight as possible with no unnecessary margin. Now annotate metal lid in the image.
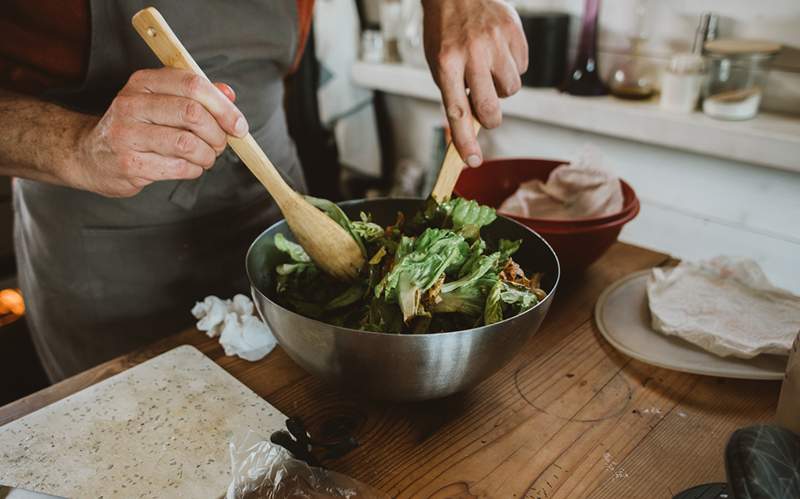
[704,39,781,56]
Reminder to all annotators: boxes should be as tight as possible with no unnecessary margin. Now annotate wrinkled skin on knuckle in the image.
[182,73,203,99]
[182,100,204,125]
[175,132,196,155]
[445,103,467,122]
[474,96,501,128]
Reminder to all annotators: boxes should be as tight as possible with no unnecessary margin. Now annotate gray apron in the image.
[13,0,306,381]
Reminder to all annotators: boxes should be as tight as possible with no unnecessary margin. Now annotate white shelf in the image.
[352,62,800,173]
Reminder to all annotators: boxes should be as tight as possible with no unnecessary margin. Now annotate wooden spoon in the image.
[132,7,364,281]
[430,120,482,204]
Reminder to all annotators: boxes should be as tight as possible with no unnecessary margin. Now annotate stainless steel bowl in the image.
[246,198,560,401]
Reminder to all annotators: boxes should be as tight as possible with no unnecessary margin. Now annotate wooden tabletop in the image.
[0,242,780,498]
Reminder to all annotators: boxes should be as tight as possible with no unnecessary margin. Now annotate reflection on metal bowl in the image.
[246,198,560,401]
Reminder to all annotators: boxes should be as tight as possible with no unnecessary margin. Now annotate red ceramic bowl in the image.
[454,158,638,227]
[454,158,640,275]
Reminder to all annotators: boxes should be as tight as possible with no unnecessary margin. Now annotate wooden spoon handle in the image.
[430,120,482,203]
[131,7,295,207]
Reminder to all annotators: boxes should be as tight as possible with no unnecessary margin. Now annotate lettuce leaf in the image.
[499,281,539,311]
[458,239,486,278]
[432,281,487,316]
[443,198,496,232]
[375,228,468,322]
[352,212,384,242]
[441,252,500,294]
[498,239,522,261]
[484,281,540,325]
[325,283,367,311]
[484,280,504,325]
[275,233,311,263]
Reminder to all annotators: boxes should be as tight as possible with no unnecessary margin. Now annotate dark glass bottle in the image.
[561,0,607,96]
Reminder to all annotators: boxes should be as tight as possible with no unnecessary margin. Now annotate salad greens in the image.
[271,197,546,334]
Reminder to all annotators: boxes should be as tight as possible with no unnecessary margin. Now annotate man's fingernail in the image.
[234,116,248,137]
[467,155,482,168]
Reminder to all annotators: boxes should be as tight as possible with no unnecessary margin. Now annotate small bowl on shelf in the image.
[454,158,640,276]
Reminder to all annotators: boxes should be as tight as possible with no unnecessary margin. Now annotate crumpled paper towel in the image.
[499,147,623,220]
[192,295,277,362]
[647,257,800,358]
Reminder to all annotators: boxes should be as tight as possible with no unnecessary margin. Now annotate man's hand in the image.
[71,67,247,197]
[422,0,528,167]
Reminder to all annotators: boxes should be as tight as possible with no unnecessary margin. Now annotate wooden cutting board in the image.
[0,345,286,498]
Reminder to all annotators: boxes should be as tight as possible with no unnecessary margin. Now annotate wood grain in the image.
[0,242,780,498]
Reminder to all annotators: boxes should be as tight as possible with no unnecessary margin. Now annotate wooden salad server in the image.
[132,7,364,281]
[430,120,482,203]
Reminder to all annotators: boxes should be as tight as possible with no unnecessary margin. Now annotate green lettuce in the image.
[275,233,311,263]
[351,212,384,242]
[441,252,500,294]
[272,196,545,334]
[484,280,540,325]
[376,228,469,322]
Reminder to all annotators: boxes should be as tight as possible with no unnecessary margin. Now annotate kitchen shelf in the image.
[352,61,800,173]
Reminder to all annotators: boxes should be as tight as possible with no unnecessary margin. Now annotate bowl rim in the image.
[455,157,639,225]
[511,197,641,234]
[245,196,561,339]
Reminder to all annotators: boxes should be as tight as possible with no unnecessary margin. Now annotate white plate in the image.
[595,270,787,380]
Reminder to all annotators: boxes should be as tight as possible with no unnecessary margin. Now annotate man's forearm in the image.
[0,90,92,186]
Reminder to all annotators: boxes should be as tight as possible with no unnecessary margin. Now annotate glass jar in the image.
[608,37,657,100]
[702,39,780,120]
[608,0,656,100]
[660,53,705,113]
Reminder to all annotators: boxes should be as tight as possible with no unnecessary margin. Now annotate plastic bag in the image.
[226,430,389,498]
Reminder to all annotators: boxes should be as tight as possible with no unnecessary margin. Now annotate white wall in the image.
[381,94,800,293]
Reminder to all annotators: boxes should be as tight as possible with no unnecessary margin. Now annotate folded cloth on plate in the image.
[192,295,277,362]
[646,257,800,358]
[499,147,623,220]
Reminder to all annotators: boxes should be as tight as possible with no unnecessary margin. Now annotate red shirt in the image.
[0,0,314,96]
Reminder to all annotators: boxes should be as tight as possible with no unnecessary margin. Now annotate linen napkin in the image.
[499,147,623,220]
[192,295,277,361]
[647,257,800,358]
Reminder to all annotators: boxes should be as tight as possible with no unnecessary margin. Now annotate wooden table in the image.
[0,243,780,498]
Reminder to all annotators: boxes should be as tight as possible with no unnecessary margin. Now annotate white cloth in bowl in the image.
[499,147,623,220]
[191,295,277,362]
[646,257,800,359]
